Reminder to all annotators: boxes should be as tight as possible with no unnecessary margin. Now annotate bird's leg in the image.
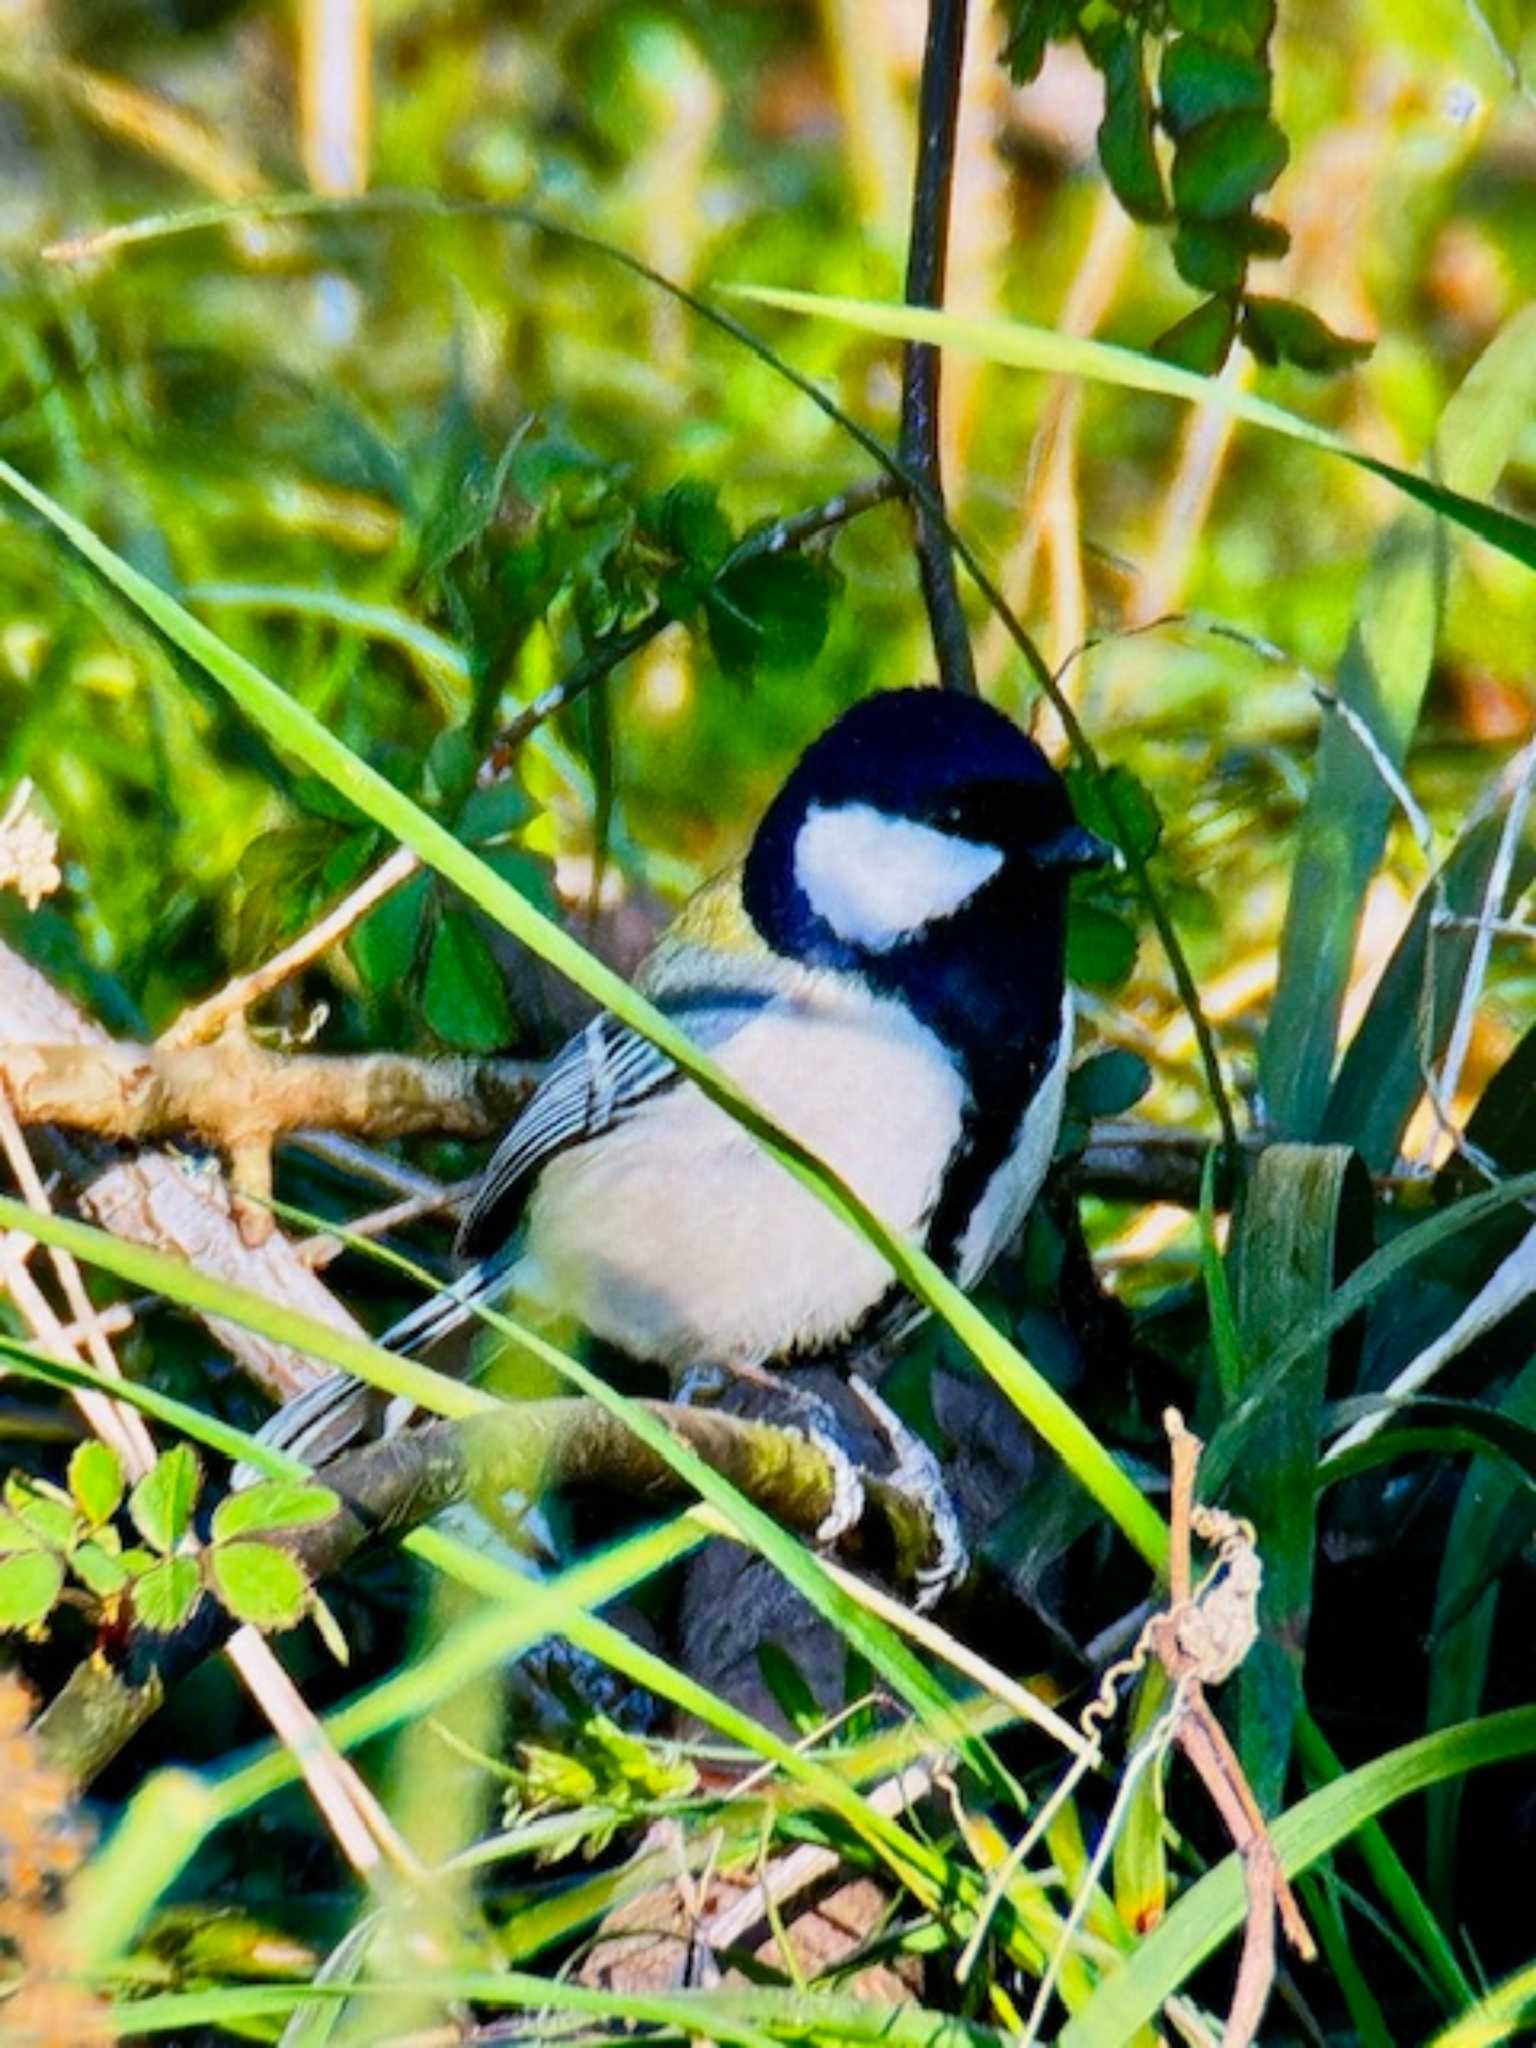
[672,1360,865,1548]
[847,1374,968,1612]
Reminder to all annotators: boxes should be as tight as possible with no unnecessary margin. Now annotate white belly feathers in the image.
[516,982,969,1373]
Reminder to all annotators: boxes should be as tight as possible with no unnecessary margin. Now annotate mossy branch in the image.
[34,1398,937,1788]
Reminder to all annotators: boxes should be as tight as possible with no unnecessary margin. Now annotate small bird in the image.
[256,686,1110,1471]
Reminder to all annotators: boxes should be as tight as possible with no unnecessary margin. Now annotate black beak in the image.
[1033,823,1117,873]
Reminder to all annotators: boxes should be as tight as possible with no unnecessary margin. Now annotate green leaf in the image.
[129,1444,202,1556]
[1093,25,1169,224]
[1427,1955,1536,2048]
[1425,1351,1536,1908]
[209,1541,312,1631]
[424,726,478,813]
[421,912,512,1052]
[1171,108,1288,221]
[289,775,370,828]
[1066,1047,1151,1118]
[456,779,536,845]
[480,844,559,916]
[1170,220,1248,294]
[1066,904,1139,989]
[1152,294,1238,374]
[1241,296,1372,374]
[1066,762,1162,861]
[1001,0,1077,83]
[1227,1144,1371,1811]
[347,870,432,992]
[1159,35,1269,138]
[755,1642,823,1736]
[5,1473,78,1550]
[69,1440,125,1527]
[1168,0,1275,54]
[212,1481,338,1542]
[0,1511,47,1555]
[71,1539,131,1599]
[650,477,732,605]
[0,1550,65,1629]
[230,823,347,964]
[732,286,1536,576]
[131,1555,203,1632]
[705,553,836,684]
[1264,305,1536,1141]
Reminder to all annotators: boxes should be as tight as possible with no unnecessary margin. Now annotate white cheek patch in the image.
[793,801,1004,952]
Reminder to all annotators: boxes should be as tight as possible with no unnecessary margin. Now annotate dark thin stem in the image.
[900,0,977,697]
[45,189,1238,1152]
[490,475,899,766]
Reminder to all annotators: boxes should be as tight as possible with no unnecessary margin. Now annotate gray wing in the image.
[455,995,765,1261]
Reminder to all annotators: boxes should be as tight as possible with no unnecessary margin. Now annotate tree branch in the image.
[35,1398,939,1788]
[901,0,976,697]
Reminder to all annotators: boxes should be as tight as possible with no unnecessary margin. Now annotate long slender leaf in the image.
[106,1973,1008,2047]
[1203,1166,1536,1496]
[1057,1707,1536,2046]
[1425,1350,1536,1909]
[1,1330,956,1969]
[1228,1144,1368,1810]
[1425,1956,1536,2048]
[0,452,1166,1576]
[732,289,1536,574]
[1327,806,1536,1166]
[1261,306,1536,1135]
[0,1195,1026,1809]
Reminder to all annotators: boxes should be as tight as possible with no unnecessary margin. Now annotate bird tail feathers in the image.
[231,1258,510,1487]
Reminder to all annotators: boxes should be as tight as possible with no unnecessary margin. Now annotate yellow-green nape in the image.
[654,863,767,954]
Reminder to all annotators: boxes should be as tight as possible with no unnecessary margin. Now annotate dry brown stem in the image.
[0,1029,536,1247]
[1151,1409,1315,2048]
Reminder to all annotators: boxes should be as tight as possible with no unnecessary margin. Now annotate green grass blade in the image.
[1263,307,1536,1135]
[0,1194,1025,1806]
[731,289,1536,575]
[1425,1350,1536,1909]
[105,1974,1010,2047]
[1,1331,960,1966]
[1425,1955,1536,2048]
[0,452,1166,1574]
[1326,805,1536,1166]
[1058,1707,1536,2046]
[1259,515,1443,1134]
[1203,1167,1536,1496]
[1227,1145,1368,1811]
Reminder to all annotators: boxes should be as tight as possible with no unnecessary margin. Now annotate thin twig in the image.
[161,844,421,1050]
[0,1090,155,1475]
[490,475,898,763]
[900,0,977,697]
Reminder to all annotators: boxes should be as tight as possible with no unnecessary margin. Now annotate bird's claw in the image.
[849,1375,968,1612]
[804,1425,867,1548]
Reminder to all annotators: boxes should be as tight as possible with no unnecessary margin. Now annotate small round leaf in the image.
[209,1542,312,1633]
[130,1555,203,1633]
[69,1441,125,1528]
[0,1551,65,1631]
[212,1481,338,1544]
[130,1444,202,1556]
